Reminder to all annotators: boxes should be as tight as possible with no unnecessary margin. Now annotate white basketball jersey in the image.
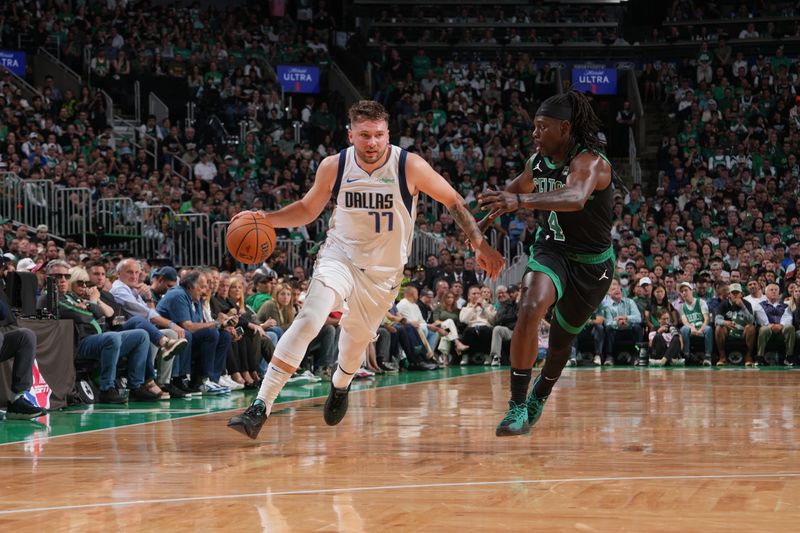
[322,145,417,273]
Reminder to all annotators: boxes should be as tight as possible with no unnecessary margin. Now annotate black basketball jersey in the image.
[528,144,613,256]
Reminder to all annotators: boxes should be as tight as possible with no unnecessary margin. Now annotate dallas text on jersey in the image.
[344,191,394,210]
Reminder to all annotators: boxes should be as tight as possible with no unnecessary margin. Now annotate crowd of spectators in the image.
[365,4,626,47]
[2,0,800,419]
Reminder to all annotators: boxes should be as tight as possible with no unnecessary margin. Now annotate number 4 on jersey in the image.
[548,211,565,241]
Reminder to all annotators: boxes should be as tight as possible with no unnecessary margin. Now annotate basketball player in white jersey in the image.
[228,100,505,439]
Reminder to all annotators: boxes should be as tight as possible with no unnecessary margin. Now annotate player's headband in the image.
[535,99,572,121]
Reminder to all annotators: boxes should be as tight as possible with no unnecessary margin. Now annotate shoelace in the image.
[502,402,527,423]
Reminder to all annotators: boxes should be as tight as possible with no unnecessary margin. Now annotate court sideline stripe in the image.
[1,472,799,515]
[0,369,500,448]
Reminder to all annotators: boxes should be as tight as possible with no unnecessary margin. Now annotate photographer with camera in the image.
[0,272,45,419]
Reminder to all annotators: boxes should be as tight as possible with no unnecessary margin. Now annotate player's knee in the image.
[288,304,331,345]
[518,297,549,322]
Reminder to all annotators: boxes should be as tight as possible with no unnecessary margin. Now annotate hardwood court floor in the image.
[1,367,799,532]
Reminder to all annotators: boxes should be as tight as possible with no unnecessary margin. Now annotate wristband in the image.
[168,321,176,328]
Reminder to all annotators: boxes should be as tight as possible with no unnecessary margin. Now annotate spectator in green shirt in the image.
[245,272,276,311]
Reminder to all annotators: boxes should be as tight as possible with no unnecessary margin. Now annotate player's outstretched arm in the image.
[479,152,611,214]
[405,153,506,279]
[231,154,338,228]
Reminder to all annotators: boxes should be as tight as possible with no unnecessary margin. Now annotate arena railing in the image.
[2,172,87,246]
[36,48,186,183]
[629,128,642,186]
[173,213,211,268]
[210,220,317,271]
[94,197,141,245]
[51,187,92,248]
[1,65,42,102]
[34,47,82,96]
[0,174,53,232]
[410,230,445,267]
[363,36,800,60]
[486,252,529,291]
[148,92,169,127]
[132,205,177,261]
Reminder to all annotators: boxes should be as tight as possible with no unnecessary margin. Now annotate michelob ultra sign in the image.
[571,67,617,95]
[277,65,321,94]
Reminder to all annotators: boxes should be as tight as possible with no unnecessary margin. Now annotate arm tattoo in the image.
[449,200,484,245]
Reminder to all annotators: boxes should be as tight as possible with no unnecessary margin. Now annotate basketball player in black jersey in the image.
[478,90,616,436]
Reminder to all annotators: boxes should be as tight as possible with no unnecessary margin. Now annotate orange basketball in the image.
[226,211,277,264]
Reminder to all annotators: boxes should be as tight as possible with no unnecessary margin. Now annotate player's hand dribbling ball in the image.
[226,211,277,264]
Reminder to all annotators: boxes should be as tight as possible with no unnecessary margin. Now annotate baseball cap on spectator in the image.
[638,276,652,287]
[153,266,178,281]
[678,281,693,291]
[2,252,15,262]
[675,226,685,233]
[729,283,743,293]
[16,258,37,272]
[252,271,276,285]
[415,264,425,272]
[36,224,48,233]
[507,284,519,293]
[28,132,38,140]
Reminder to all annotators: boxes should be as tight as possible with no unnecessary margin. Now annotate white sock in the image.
[332,364,357,389]
[256,364,292,416]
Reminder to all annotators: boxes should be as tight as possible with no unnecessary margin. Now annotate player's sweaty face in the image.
[349,119,390,164]
[532,115,565,157]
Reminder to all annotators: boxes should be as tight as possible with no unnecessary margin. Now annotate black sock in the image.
[510,367,532,404]
[533,370,560,400]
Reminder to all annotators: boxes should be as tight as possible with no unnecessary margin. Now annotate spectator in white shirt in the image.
[396,286,438,357]
[194,151,218,182]
[744,279,767,310]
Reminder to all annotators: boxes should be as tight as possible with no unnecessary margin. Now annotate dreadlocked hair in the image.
[555,90,605,155]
